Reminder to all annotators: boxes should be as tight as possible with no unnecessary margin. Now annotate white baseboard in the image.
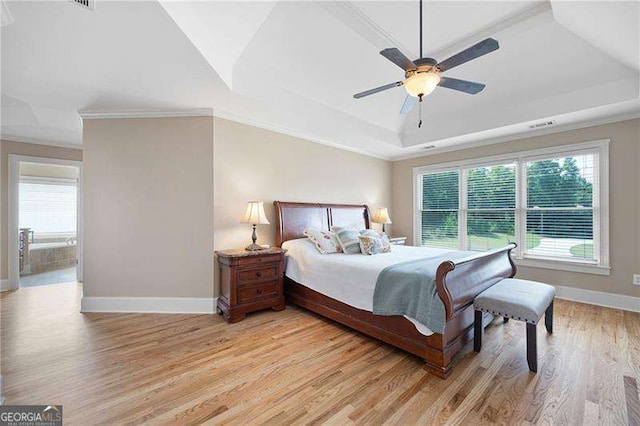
[0,279,16,292]
[554,285,640,313]
[81,296,217,314]
[77,287,638,315]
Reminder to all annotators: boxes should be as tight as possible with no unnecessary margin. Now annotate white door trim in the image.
[7,155,83,290]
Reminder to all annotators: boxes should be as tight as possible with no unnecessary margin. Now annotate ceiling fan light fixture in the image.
[404,72,441,98]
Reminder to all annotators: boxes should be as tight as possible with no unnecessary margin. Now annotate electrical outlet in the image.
[634,274,640,286]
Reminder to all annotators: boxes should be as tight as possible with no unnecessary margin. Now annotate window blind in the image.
[466,163,516,251]
[524,154,596,261]
[415,141,607,271]
[19,181,77,235]
[420,171,459,249]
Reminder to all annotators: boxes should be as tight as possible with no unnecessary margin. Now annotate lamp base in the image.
[245,243,265,251]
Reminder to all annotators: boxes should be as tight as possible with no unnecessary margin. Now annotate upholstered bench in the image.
[473,278,556,372]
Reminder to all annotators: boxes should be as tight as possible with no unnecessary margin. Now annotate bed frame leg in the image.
[423,360,452,379]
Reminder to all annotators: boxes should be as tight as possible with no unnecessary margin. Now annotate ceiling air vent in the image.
[528,120,556,130]
[69,0,94,10]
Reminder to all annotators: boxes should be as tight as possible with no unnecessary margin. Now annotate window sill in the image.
[515,257,610,276]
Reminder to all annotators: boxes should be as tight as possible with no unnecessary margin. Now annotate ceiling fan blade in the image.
[438,77,486,94]
[436,38,499,72]
[380,48,417,71]
[354,81,403,99]
[399,95,417,114]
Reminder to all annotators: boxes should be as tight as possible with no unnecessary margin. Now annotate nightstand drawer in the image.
[238,265,279,284]
[238,282,278,303]
[238,254,282,266]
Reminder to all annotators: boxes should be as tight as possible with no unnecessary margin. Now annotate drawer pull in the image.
[256,271,263,277]
[256,288,263,294]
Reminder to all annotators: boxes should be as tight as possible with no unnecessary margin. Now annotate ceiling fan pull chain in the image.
[418,94,423,128]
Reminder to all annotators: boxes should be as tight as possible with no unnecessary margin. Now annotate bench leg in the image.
[474,310,483,352]
[545,300,553,334]
[526,322,537,372]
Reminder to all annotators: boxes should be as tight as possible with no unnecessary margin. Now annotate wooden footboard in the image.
[436,243,517,321]
[273,201,518,378]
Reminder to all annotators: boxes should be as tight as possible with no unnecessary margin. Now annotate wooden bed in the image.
[274,201,516,378]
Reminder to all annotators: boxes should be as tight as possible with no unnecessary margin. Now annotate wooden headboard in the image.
[274,201,370,247]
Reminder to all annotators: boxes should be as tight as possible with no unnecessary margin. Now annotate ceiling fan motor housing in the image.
[405,57,438,78]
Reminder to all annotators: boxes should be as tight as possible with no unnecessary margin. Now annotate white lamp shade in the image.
[241,201,270,225]
[404,72,440,97]
[372,207,392,224]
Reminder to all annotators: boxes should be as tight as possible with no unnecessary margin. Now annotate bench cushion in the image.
[474,278,556,324]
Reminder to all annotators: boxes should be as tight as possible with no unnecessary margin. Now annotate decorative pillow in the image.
[334,228,362,254]
[303,228,342,254]
[360,229,379,238]
[330,224,362,233]
[379,234,391,253]
[359,234,392,255]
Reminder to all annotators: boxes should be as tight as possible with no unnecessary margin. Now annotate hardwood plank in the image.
[1,283,639,425]
[624,376,640,426]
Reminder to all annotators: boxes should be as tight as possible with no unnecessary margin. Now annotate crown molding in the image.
[78,108,214,120]
[0,134,82,150]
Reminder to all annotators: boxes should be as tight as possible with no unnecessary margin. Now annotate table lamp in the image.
[241,201,270,251]
[372,207,392,234]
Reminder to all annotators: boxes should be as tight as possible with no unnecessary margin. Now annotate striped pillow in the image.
[334,228,362,254]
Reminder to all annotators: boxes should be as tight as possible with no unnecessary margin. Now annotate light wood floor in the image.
[1,283,639,425]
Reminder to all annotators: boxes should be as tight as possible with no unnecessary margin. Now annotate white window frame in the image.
[413,139,610,276]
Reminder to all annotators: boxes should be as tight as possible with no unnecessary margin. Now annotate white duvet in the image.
[281,238,458,336]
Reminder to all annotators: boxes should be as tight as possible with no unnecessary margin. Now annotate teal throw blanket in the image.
[373,251,474,334]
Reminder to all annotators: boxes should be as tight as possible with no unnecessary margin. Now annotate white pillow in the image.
[303,228,342,254]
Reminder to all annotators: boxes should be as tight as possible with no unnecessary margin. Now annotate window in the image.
[414,140,609,275]
[524,154,596,262]
[420,171,459,249]
[467,163,516,251]
[19,179,78,236]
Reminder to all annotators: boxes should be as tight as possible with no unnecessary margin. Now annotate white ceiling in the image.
[1,0,639,160]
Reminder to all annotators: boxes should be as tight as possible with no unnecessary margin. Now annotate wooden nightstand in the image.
[215,248,286,323]
[388,236,407,246]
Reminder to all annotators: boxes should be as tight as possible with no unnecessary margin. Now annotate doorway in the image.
[8,156,83,290]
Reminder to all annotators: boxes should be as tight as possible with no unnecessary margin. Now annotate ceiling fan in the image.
[353,0,500,127]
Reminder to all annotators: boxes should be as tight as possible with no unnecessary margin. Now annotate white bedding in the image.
[281,238,458,336]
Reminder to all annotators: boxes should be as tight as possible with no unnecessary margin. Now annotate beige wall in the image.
[392,119,640,298]
[83,117,215,298]
[213,117,392,295]
[0,140,82,280]
[82,116,391,299]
